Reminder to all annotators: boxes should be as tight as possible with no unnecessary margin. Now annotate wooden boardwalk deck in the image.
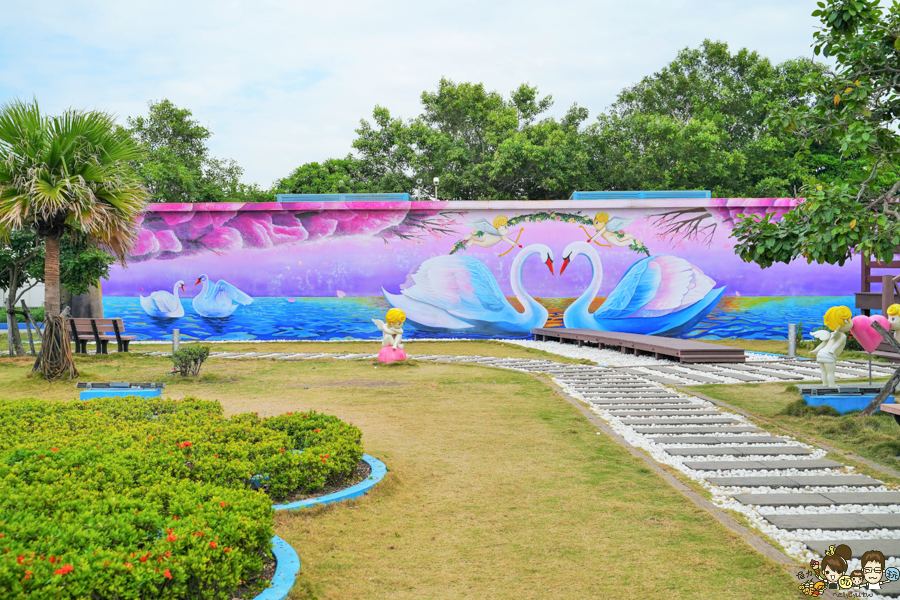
[531,328,746,364]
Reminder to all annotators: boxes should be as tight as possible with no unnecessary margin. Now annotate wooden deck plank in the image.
[531,328,746,364]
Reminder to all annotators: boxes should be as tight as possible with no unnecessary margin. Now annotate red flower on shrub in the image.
[17,555,24,564]
[50,448,58,452]
[224,547,230,553]
[166,533,178,542]
[219,502,226,507]
[163,569,172,579]
[140,554,149,563]
[286,411,292,415]
[24,570,32,579]
[125,562,133,569]
[54,564,73,575]
[280,448,285,453]
[314,429,320,433]
[209,541,217,548]
[48,556,58,564]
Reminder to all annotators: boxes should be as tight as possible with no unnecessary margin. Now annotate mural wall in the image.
[103,198,859,341]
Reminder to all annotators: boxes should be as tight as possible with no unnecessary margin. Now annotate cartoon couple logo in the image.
[799,545,899,596]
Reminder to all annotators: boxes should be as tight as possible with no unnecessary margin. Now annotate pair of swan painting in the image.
[383,242,724,336]
[140,275,253,318]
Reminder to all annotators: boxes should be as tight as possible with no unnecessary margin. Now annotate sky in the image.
[0,0,822,189]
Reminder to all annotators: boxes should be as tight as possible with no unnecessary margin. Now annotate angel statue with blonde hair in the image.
[579,212,637,248]
[810,305,853,386]
[373,308,409,363]
[463,215,524,257]
[888,304,900,343]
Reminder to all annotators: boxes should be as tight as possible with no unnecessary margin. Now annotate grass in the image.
[0,348,798,599]
[692,381,900,482]
[706,338,883,362]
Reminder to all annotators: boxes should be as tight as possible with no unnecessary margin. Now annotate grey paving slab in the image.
[605,405,709,412]
[707,476,798,487]
[619,417,741,425]
[632,426,762,434]
[605,410,723,417]
[756,459,844,470]
[789,475,882,487]
[713,370,766,382]
[587,398,691,405]
[767,514,883,530]
[709,474,880,488]
[823,492,900,505]
[646,367,723,383]
[750,369,805,380]
[650,435,785,445]
[665,446,812,457]
[642,376,682,385]
[733,493,833,506]
[683,459,842,471]
[664,447,742,456]
[684,460,767,471]
[804,539,900,559]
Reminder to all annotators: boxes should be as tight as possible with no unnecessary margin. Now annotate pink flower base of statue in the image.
[378,347,407,363]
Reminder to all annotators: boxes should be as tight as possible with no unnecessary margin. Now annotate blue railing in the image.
[277,193,411,202]
[569,190,711,200]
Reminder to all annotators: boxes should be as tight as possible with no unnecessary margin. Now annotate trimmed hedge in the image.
[0,396,363,599]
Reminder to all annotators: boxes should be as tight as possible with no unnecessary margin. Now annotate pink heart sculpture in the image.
[850,315,891,353]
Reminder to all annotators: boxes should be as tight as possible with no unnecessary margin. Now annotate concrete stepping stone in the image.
[665,446,812,457]
[633,426,762,435]
[641,376,682,385]
[707,475,880,488]
[603,404,709,412]
[711,369,766,382]
[768,513,900,531]
[804,539,900,559]
[650,435,785,445]
[645,367,723,384]
[685,459,842,472]
[589,398,694,405]
[619,417,741,425]
[607,410,722,417]
[736,491,900,506]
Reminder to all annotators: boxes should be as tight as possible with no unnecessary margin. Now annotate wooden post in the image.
[883,274,894,316]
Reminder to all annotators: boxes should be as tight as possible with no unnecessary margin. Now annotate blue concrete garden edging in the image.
[254,453,386,599]
[79,388,161,400]
[803,394,895,414]
[272,453,387,511]
[253,535,301,600]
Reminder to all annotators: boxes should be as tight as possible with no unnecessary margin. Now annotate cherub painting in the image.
[461,215,523,257]
[579,212,637,248]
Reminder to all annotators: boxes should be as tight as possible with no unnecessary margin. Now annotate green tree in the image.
[0,231,115,357]
[274,156,375,195]
[126,99,270,203]
[732,0,900,268]
[595,40,837,197]
[0,99,147,319]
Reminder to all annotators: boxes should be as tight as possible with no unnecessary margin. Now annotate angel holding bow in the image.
[462,215,523,257]
[809,306,853,387]
[579,212,637,248]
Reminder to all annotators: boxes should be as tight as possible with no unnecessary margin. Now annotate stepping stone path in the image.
[141,346,900,583]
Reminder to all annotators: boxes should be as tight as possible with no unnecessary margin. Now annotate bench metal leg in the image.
[97,340,108,355]
[118,340,130,352]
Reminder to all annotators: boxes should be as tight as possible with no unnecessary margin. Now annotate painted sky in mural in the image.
[105,198,859,340]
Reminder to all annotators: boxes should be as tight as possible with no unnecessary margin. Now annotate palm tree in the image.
[0,99,147,317]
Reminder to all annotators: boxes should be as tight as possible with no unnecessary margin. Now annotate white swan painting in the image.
[192,274,254,318]
[382,244,554,334]
[140,280,186,318]
[560,241,724,336]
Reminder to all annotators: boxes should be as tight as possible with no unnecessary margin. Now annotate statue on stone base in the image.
[373,308,408,363]
[810,305,853,387]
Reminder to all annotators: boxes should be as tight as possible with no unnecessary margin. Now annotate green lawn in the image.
[0,345,799,599]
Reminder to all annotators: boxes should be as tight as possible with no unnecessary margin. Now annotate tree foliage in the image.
[278,42,846,200]
[125,99,269,203]
[733,0,900,267]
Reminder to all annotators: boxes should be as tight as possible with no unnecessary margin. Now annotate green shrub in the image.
[780,398,840,417]
[172,344,210,376]
[0,396,363,599]
[0,306,43,323]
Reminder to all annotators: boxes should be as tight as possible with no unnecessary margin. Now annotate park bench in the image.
[68,318,136,354]
[530,327,746,364]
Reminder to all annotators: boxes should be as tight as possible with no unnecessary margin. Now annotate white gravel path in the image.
[502,339,678,366]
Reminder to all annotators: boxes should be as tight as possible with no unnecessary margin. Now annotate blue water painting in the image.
[104,295,855,342]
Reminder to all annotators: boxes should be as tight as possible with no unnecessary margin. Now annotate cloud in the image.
[0,0,820,188]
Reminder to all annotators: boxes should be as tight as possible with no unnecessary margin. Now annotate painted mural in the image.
[102,198,859,341]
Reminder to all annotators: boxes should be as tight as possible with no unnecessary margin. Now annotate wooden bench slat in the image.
[68,318,134,354]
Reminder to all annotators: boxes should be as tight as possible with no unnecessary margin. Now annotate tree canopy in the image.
[732,0,900,268]
[125,99,269,203]
[274,42,849,200]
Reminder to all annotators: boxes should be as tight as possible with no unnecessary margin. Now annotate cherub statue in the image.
[887,304,900,343]
[810,306,853,387]
[579,212,637,248]
[463,215,523,256]
[373,308,408,363]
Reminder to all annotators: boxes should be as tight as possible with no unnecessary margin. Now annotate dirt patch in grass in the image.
[0,354,797,598]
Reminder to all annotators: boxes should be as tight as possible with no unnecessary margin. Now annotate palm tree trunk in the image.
[44,234,61,317]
